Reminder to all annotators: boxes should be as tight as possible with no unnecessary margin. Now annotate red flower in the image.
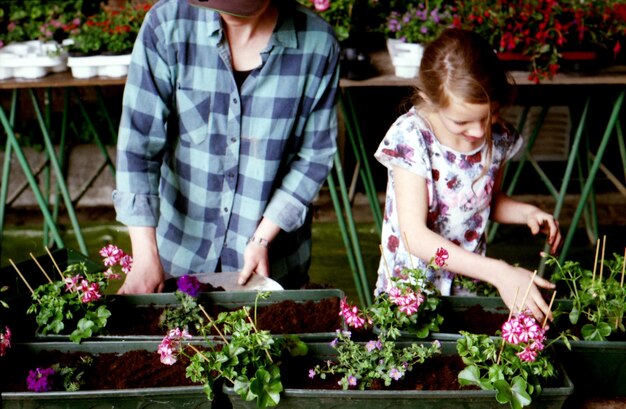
[387,235,400,253]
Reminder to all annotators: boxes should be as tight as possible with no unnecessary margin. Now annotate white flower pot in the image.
[67,53,132,79]
[386,39,424,79]
[0,40,67,79]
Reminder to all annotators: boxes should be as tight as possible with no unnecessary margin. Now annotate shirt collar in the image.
[201,6,298,50]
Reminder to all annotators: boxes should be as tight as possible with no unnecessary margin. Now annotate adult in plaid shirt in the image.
[114,0,340,293]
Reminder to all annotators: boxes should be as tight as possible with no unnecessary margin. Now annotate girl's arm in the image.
[490,167,562,255]
[393,166,555,322]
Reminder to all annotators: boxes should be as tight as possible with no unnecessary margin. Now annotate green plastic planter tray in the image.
[0,248,103,296]
[0,341,212,409]
[551,299,626,397]
[35,289,346,342]
[223,341,574,409]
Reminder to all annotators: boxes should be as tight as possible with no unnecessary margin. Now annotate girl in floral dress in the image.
[374,29,561,322]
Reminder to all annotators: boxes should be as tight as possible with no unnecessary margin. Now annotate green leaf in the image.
[569,306,580,325]
[458,365,482,388]
[581,322,611,341]
[510,376,532,409]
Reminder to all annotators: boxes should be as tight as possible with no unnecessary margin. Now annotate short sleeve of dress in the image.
[374,108,432,180]
[495,121,524,163]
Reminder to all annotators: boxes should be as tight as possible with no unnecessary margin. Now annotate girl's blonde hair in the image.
[413,28,515,183]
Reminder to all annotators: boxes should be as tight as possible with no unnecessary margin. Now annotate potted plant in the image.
[453,0,626,83]
[382,0,454,78]
[543,247,626,396]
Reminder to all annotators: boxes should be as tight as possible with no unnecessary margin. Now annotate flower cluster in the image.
[158,327,192,365]
[383,1,454,44]
[311,328,441,389]
[0,285,10,357]
[99,244,132,279]
[177,275,202,298]
[65,1,154,54]
[501,311,546,362]
[453,0,626,82]
[27,367,56,392]
[0,326,11,357]
[26,245,130,343]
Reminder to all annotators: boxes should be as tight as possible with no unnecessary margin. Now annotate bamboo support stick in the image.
[542,291,557,329]
[619,247,626,287]
[198,304,228,344]
[379,244,392,284]
[518,270,538,314]
[592,238,600,282]
[44,247,65,280]
[9,259,34,294]
[598,235,607,284]
[402,232,415,269]
[30,253,53,283]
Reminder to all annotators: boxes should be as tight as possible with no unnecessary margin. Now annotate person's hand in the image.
[494,264,555,324]
[117,254,165,294]
[238,241,270,285]
[526,209,561,255]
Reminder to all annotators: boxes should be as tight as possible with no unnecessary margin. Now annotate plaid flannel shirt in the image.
[113,0,339,284]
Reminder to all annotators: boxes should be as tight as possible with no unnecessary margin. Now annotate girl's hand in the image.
[238,241,270,285]
[526,209,562,255]
[494,264,555,324]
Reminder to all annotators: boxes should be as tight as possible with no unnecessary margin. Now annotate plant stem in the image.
[187,343,234,384]
[243,307,274,364]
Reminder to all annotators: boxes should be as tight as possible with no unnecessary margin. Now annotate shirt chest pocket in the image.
[174,87,211,145]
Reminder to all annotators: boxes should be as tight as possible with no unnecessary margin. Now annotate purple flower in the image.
[347,375,357,386]
[308,369,316,379]
[26,367,56,392]
[177,275,202,297]
[0,326,11,356]
[388,367,403,380]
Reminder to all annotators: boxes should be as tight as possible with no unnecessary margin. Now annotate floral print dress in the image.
[374,107,523,295]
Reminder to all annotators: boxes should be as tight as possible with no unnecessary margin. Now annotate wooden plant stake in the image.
[619,247,626,288]
[542,291,557,329]
[592,238,600,282]
[402,232,416,269]
[198,304,228,344]
[30,253,53,284]
[9,259,35,295]
[379,244,392,284]
[518,270,538,315]
[598,235,607,284]
[44,247,65,281]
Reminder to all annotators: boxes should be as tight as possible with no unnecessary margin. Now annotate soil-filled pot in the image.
[0,341,212,408]
[223,341,574,409]
[34,289,345,342]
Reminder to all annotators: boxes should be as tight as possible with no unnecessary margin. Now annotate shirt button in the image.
[223,207,228,212]
[233,98,238,104]
[231,137,237,143]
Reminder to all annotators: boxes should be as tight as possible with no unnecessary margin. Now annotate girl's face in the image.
[435,94,497,150]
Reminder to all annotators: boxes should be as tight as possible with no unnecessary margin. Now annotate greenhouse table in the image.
[339,51,626,278]
[0,71,123,256]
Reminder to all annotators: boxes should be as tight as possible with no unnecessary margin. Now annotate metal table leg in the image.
[0,94,65,250]
[560,91,625,262]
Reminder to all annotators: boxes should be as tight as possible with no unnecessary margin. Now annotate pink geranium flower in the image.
[0,326,11,356]
[158,327,192,365]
